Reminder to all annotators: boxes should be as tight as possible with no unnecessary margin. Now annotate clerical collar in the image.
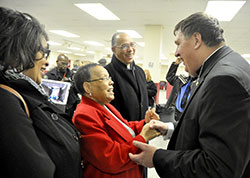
[195,45,224,86]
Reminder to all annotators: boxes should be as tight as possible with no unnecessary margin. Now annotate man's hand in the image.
[129,141,157,168]
[175,57,183,65]
[149,120,169,135]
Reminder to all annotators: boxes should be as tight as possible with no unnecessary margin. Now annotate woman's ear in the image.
[83,82,90,94]
[193,32,202,49]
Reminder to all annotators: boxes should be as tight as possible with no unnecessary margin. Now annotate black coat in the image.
[105,55,148,121]
[45,67,72,81]
[153,46,250,178]
[146,80,157,107]
[0,79,82,178]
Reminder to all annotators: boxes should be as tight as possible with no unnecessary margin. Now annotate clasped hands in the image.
[130,108,170,168]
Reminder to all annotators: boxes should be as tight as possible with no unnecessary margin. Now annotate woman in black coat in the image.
[0,7,82,178]
[144,69,157,108]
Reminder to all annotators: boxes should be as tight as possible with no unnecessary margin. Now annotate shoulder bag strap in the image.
[0,84,30,118]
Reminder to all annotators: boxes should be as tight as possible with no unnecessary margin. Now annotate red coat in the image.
[72,96,146,178]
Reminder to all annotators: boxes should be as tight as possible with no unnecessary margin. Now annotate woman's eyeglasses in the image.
[36,47,51,60]
[87,76,112,82]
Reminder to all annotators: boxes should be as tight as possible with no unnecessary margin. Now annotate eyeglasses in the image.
[116,42,136,50]
[36,47,51,60]
[87,76,112,82]
[60,61,69,66]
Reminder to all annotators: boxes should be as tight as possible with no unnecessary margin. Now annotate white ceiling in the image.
[1,0,250,63]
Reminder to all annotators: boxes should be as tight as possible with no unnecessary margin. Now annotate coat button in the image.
[73,135,79,141]
[51,113,58,120]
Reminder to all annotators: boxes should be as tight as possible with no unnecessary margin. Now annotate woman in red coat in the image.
[72,63,160,178]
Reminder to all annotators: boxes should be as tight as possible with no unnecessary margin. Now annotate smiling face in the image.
[112,33,136,66]
[174,30,201,77]
[85,66,114,105]
[22,36,49,84]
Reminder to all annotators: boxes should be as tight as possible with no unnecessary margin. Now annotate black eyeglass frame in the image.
[86,76,112,82]
[35,47,51,61]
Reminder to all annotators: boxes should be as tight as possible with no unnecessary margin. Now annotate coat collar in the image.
[80,96,135,142]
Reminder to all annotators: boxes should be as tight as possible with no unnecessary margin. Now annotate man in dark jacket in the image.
[44,53,72,82]
[129,12,250,178]
[105,32,148,122]
[165,57,192,121]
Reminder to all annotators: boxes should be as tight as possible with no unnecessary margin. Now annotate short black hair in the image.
[74,63,99,95]
[0,7,48,72]
[174,12,224,47]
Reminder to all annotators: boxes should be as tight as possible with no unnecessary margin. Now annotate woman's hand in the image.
[145,108,160,123]
[139,123,160,142]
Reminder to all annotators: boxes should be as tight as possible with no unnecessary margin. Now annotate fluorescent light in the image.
[49,30,80,38]
[84,41,104,46]
[68,47,81,51]
[137,42,145,47]
[242,54,250,58]
[205,1,246,21]
[47,41,62,46]
[74,3,120,20]
[74,53,86,56]
[117,30,142,38]
[86,51,95,54]
[57,50,72,54]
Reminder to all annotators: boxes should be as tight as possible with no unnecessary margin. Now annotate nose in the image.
[109,79,114,85]
[174,50,179,58]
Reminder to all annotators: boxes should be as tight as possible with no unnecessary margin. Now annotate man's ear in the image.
[193,32,202,49]
[111,46,116,53]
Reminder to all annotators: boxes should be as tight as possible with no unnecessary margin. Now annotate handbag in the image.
[0,84,30,118]
[156,104,176,123]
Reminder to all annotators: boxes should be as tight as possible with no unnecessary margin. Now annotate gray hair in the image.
[0,7,48,72]
[111,32,127,47]
[74,63,99,95]
[174,12,224,47]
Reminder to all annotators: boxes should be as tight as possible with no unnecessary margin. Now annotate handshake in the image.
[139,108,170,142]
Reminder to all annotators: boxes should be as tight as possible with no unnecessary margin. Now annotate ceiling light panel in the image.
[57,50,72,54]
[84,41,104,46]
[205,1,246,21]
[74,3,120,20]
[49,30,80,38]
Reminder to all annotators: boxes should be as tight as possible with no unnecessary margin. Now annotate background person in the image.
[144,69,157,108]
[105,32,148,122]
[129,12,250,178]
[164,57,193,121]
[44,53,73,82]
[73,63,160,178]
[0,7,82,178]
[98,58,107,66]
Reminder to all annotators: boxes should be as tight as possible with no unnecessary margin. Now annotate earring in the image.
[89,92,92,96]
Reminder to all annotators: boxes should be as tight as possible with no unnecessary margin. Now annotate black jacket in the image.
[146,80,157,107]
[153,46,250,178]
[0,79,82,178]
[165,62,190,108]
[105,55,148,121]
[45,67,72,81]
